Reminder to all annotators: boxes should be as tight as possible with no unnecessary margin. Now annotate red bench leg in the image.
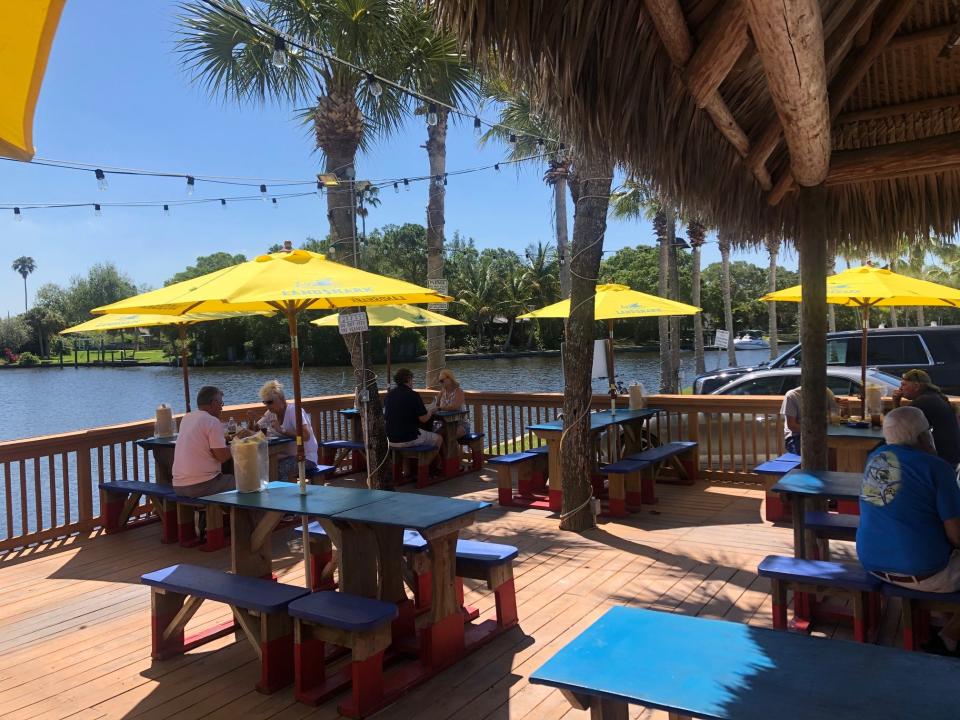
[607,472,627,517]
[308,538,336,592]
[257,612,294,693]
[339,651,385,719]
[770,579,788,631]
[640,469,658,505]
[470,441,484,471]
[294,623,327,704]
[321,446,336,465]
[176,503,198,546]
[681,455,698,482]
[494,577,518,628]
[102,494,125,532]
[150,588,186,659]
[415,454,431,487]
[765,491,791,523]
[496,467,514,506]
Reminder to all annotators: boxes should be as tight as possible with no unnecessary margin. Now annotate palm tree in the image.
[177,0,431,488]
[394,5,478,388]
[765,236,781,360]
[687,221,707,374]
[479,79,571,298]
[522,241,559,348]
[456,257,497,349]
[498,265,532,351]
[718,232,737,367]
[12,256,36,312]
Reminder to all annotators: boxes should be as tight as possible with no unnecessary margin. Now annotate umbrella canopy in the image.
[762,266,960,412]
[517,284,701,320]
[0,1,65,161]
[518,283,700,384]
[61,311,274,412]
[93,248,450,590]
[312,304,464,384]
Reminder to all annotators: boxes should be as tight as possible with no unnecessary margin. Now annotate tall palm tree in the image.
[522,241,559,348]
[687,221,707,374]
[456,257,497,349]
[12,256,36,312]
[498,264,532,351]
[765,236,781,360]
[718,232,737,367]
[479,79,571,298]
[394,5,478,388]
[176,0,434,488]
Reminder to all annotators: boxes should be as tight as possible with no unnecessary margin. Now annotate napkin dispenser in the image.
[628,382,647,410]
[154,403,176,438]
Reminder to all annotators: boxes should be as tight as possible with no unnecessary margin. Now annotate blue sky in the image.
[1,0,793,317]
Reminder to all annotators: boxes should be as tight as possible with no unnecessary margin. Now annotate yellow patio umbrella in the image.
[93,247,451,589]
[0,1,65,160]
[60,311,274,412]
[517,283,701,384]
[312,304,464,384]
[762,265,960,409]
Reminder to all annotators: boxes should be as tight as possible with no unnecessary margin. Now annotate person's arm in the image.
[416,394,433,424]
[781,395,800,434]
[439,387,465,411]
[945,518,960,548]
[936,465,960,547]
[206,421,232,463]
[211,446,232,463]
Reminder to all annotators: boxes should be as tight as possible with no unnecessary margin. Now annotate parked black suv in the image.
[693,326,960,394]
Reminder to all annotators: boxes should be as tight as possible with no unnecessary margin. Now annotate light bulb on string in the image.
[393,182,399,194]
[186,176,195,196]
[559,143,566,152]
[403,178,410,192]
[272,36,288,69]
[366,72,382,100]
[426,103,438,127]
[509,133,517,145]
[494,163,500,172]
[443,174,448,187]
[259,184,268,200]
[316,180,323,198]
[13,207,22,222]
[94,203,101,218]
[473,117,482,136]
[95,169,108,191]
[163,204,170,217]
[220,198,227,211]
[537,138,545,149]
[272,197,278,209]
[433,174,442,188]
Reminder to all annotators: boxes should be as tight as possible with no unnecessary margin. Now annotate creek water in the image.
[1,346,783,442]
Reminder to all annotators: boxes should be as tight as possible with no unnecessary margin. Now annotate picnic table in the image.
[531,606,958,719]
[528,408,659,511]
[827,423,884,473]
[201,482,490,669]
[137,434,294,485]
[434,409,469,477]
[770,469,861,560]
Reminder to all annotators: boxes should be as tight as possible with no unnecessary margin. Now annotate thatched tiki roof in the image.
[440,0,960,251]
[440,0,960,490]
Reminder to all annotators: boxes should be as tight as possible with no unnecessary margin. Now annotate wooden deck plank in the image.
[0,474,904,720]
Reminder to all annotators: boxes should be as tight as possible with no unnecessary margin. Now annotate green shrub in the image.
[17,352,40,367]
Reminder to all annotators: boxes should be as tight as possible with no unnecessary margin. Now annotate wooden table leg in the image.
[441,421,461,477]
[373,524,415,639]
[562,690,630,719]
[546,437,562,511]
[153,447,174,486]
[231,507,281,578]
[323,519,380,599]
[421,529,465,669]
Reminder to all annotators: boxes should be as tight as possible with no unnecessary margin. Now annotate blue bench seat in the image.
[625,441,699,496]
[390,443,441,488]
[528,445,549,455]
[141,563,308,692]
[599,459,652,516]
[321,439,365,450]
[487,451,537,464]
[391,443,437,454]
[753,453,803,522]
[320,440,367,476]
[805,510,859,540]
[288,590,398,632]
[100,480,223,547]
[488,451,541,506]
[758,555,881,641]
[881,583,960,651]
[459,431,485,444]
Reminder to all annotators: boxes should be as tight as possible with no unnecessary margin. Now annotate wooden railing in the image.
[0,390,795,552]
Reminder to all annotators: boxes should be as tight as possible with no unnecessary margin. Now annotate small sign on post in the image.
[427,278,449,311]
[338,311,369,335]
[714,329,730,350]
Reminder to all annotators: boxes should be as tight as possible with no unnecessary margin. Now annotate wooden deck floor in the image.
[0,469,897,720]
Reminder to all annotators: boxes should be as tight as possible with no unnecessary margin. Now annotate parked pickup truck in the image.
[693,326,960,395]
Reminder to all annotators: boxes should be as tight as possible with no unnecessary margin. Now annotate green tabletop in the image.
[528,407,659,433]
[330,492,488,530]
[137,435,294,449]
[436,409,467,418]
[201,480,392,516]
[826,423,886,439]
[770,469,862,500]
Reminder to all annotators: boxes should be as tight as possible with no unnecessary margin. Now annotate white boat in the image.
[733,331,770,349]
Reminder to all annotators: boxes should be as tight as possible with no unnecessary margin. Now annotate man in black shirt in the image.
[893,369,960,466]
[384,368,442,449]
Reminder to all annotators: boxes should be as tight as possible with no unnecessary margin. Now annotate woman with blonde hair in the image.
[435,368,471,439]
[258,379,319,479]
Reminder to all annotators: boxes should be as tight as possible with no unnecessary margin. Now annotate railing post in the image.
[686,409,701,479]
[76,447,95,531]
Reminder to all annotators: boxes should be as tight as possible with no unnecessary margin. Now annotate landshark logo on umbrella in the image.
[616,302,660,315]
[281,280,377,297]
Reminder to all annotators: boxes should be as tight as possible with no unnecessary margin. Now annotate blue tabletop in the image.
[436,409,467,418]
[137,435,294,449]
[770,469,862,500]
[330,492,489,530]
[338,408,360,417]
[827,424,886,440]
[201,481,392,515]
[530,607,958,719]
[528,408,658,433]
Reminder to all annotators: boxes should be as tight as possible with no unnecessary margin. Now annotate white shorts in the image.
[389,428,440,448]
[878,549,960,593]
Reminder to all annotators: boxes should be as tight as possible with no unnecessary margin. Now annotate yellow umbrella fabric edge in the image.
[312,304,465,328]
[60,310,275,334]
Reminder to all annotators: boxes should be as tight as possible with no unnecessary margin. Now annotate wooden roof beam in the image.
[887,24,952,51]
[745,0,879,181]
[837,93,960,124]
[742,0,830,187]
[825,131,960,185]
[684,2,749,107]
[768,0,918,205]
[643,0,771,190]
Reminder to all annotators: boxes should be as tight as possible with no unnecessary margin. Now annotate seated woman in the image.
[258,379,319,480]
[436,369,471,440]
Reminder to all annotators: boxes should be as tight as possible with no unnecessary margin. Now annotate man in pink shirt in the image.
[173,385,235,498]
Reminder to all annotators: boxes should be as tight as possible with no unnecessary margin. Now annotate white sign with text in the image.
[427,278,449,311]
[338,311,369,335]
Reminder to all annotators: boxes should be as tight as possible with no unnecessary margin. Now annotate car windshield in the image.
[867,369,904,388]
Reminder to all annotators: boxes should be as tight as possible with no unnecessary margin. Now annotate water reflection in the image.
[0,347,781,441]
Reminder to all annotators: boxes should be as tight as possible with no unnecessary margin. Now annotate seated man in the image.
[384,368,442,450]
[781,385,838,455]
[892,368,960,467]
[172,385,235,498]
[857,406,960,656]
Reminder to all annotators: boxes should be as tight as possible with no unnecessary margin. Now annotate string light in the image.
[393,182,399,194]
[433,174,442,188]
[220,198,227,210]
[366,72,382,100]
[509,133,517,145]
[186,175,195,195]
[426,103,438,127]
[95,168,108,191]
[537,138,545,148]
[443,174,448,186]
[474,117,482,136]
[163,204,170,216]
[494,163,500,171]
[271,197,278,209]
[271,36,288,69]
[13,207,22,222]
[94,203,101,218]
[403,178,410,191]
[259,183,267,200]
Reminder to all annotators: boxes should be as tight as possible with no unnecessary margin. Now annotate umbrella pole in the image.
[178,325,191,412]
[386,329,392,388]
[861,305,869,418]
[285,306,311,590]
[606,320,616,386]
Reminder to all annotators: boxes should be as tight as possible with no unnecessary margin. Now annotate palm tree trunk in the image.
[657,212,671,391]
[692,244,705,374]
[22,276,29,312]
[917,307,926,327]
[826,238,837,332]
[719,233,737,366]
[501,318,515,352]
[555,177,571,299]
[890,307,899,327]
[560,151,613,532]
[767,238,780,360]
[668,215,680,393]
[425,109,448,389]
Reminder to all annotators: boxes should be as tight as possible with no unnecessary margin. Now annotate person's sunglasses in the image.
[263,399,275,406]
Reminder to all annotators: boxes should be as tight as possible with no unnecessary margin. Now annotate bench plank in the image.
[758,555,880,592]
[626,441,697,464]
[288,591,397,632]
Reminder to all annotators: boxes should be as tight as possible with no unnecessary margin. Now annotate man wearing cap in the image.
[857,407,960,656]
[893,369,960,466]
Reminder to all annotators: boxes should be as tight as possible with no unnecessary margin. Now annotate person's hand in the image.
[891,388,903,407]
[235,427,254,440]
